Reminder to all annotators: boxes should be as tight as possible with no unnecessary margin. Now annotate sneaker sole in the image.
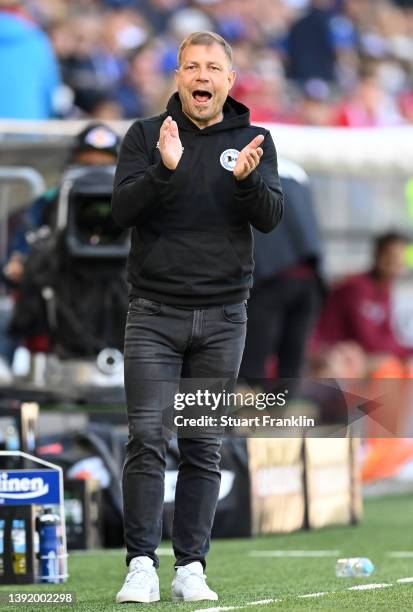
[116,590,160,604]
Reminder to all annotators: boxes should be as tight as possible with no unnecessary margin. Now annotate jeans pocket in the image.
[129,297,162,316]
[222,301,247,324]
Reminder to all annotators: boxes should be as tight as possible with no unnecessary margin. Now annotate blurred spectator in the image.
[312,231,410,360]
[334,64,403,126]
[138,0,187,35]
[115,42,168,117]
[240,160,323,380]
[0,0,61,118]
[232,72,286,123]
[309,341,368,378]
[0,289,16,369]
[79,92,124,120]
[157,7,214,73]
[59,12,120,115]
[231,47,293,122]
[293,78,335,125]
[399,90,413,123]
[286,0,342,84]
[102,7,150,61]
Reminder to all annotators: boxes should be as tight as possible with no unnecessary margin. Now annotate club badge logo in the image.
[220,149,240,172]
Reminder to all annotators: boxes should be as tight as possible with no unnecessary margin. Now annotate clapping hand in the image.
[157,116,184,170]
[233,135,264,181]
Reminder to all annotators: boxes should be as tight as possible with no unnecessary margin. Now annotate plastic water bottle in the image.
[335,558,374,577]
[12,520,26,574]
[38,508,62,583]
[0,519,4,574]
[5,423,19,451]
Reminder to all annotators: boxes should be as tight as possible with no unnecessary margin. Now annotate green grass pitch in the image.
[1,494,412,611]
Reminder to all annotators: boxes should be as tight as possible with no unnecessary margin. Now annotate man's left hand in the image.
[233,135,264,181]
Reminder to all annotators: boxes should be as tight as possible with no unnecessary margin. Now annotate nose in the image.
[196,66,210,82]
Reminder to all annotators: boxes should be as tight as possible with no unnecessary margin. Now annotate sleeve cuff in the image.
[152,160,174,181]
[234,170,260,190]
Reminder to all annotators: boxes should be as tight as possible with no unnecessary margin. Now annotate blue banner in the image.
[0,470,61,505]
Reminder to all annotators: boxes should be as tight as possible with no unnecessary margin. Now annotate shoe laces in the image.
[181,569,207,590]
[126,566,153,588]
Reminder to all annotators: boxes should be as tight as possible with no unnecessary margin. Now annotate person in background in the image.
[115,42,168,118]
[0,285,16,371]
[2,123,120,359]
[4,122,121,285]
[136,0,184,36]
[0,0,61,118]
[240,160,323,380]
[311,230,413,486]
[333,65,403,127]
[311,231,410,364]
[232,72,288,124]
[294,78,335,126]
[70,90,124,120]
[286,0,341,85]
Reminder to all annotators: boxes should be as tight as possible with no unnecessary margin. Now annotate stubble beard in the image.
[178,85,225,126]
[183,101,223,127]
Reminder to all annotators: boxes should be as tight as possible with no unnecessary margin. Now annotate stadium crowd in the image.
[1,0,413,125]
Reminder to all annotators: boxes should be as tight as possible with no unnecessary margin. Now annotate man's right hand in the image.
[3,253,24,284]
[158,116,183,170]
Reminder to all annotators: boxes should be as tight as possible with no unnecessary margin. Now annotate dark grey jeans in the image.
[122,297,247,569]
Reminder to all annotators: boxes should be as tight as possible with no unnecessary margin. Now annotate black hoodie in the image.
[112,93,283,306]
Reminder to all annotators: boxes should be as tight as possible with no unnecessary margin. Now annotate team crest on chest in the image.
[220,149,240,172]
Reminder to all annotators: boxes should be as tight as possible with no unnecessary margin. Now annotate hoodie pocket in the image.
[139,231,243,291]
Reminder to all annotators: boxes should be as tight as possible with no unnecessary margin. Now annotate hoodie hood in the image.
[0,12,34,42]
[166,92,250,133]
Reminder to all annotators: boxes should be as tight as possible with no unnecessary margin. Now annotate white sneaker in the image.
[116,556,160,603]
[171,561,218,602]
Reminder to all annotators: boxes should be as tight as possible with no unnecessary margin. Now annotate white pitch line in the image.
[249,550,340,558]
[195,576,413,612]
[247,600,278,606]
[388,552,413,558]
[195,607,241,612]
[194,600,278,612]
[348,583,392,591]
[195,606,239,612]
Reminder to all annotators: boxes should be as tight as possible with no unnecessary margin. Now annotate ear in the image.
[228,70,236,91]
[174,68,179,86]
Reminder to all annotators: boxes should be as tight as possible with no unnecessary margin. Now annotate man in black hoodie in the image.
[112,31,283,604]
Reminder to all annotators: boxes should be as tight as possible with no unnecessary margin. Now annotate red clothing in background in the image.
[312,272,408,358]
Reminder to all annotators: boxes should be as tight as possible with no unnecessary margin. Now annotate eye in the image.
[210,66,220,71]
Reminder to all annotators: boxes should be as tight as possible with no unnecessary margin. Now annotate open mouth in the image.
[192,90,212,103]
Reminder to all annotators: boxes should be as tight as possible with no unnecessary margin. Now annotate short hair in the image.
[177,31,233,68]
[374,231,409,256]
